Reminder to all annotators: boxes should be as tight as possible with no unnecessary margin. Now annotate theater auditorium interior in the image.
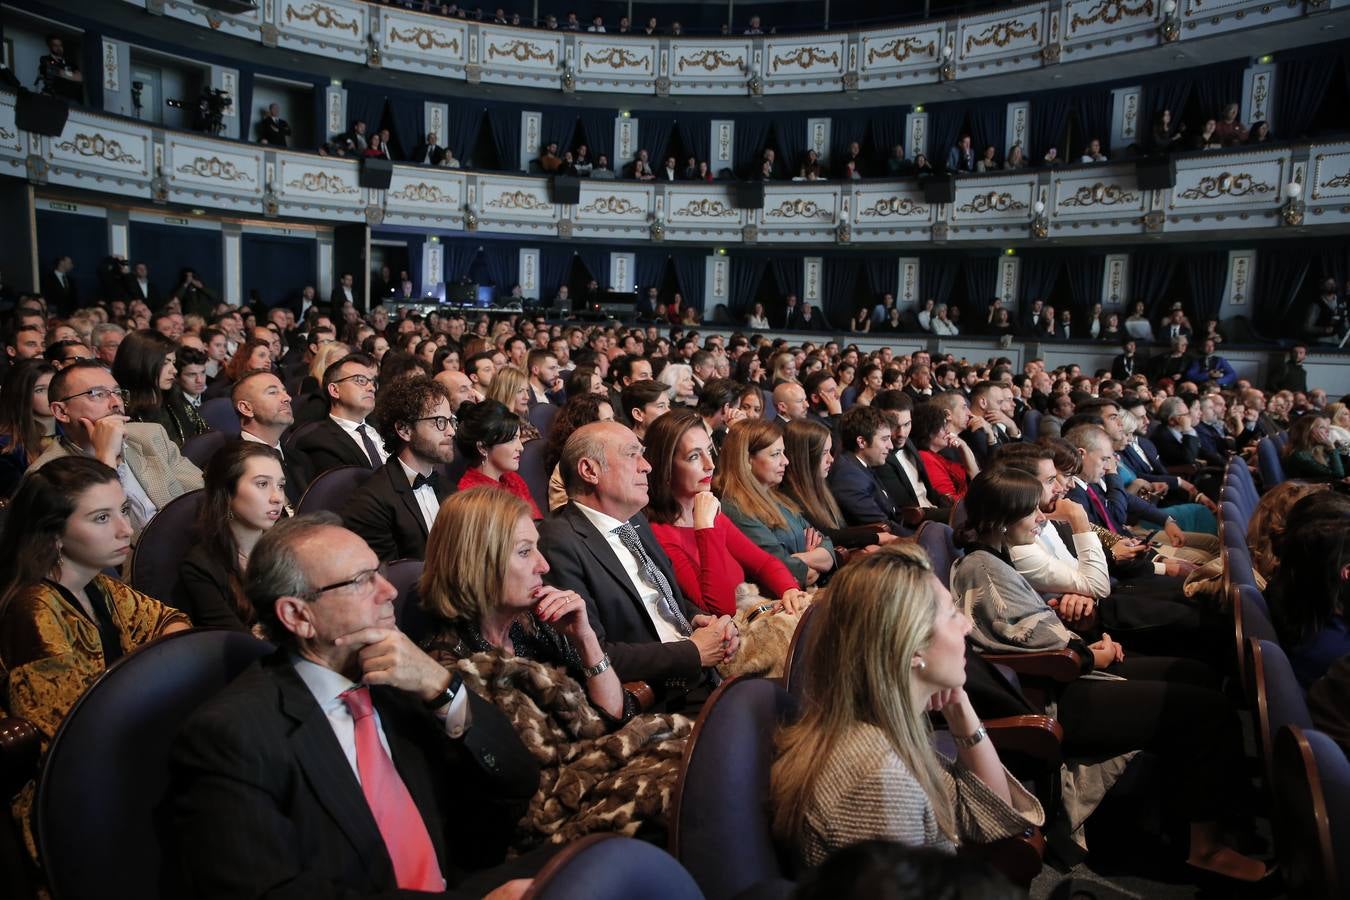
[1,0,1349,896]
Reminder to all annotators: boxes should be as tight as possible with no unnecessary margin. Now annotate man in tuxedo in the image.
[1116,395,1202,503]
[41,255,78,314]
[344,377,457,562]
[871,391,950,523]
[828,405,905,531]
[796,303,823,330]
[537,422,739,711]
[780,294,801,330]
[1159,304,1192,342]
[166,514,543,899]
[1195,393,1236,460]
[330,271,359,309]
[1111,339,1142,381]
[234,369,313,509]
[959,383,1020,469]
[411,131,446,166]
[257,103,291,147]
[1268,344,1309,393]
[293,353,388,475]
[125,261,163,310]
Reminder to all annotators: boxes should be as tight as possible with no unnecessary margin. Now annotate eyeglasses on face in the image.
[300,562,389,602]
[56,386,129,405]
[413,414,457,432]
[334,374,379,389]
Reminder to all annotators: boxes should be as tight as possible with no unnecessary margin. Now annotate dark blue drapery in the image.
[1184,251,1229,324]
[539,246,574,297]
[770,257,802,302]
[919,257,959,307]
[733,116,774,178]
[1065,253,1106,313]
[482,244,518,290]
[487,107,522,171]
[1018,254,1062,308]
[863,257,898,300]
[966,102,1006,158]
[729,256,769,315]
[1255,245,1311,334]
[819,257,859,327]
[35,210,108,302]
[1072,90,1113,156]
[384,94,423,159]
[442,103,484,164]
[443,241,481,283]
[1276,52,1339,140]
[1131,251,1179,319]
[928,104,967,168]
[634,249,669,296]
[1029,92,1072,160]
[962,257,999,313]
[674,114,711,168]
[127,221,224,305]
[575,248,611,289]
[672,254,706,312]
[241,233,317,310]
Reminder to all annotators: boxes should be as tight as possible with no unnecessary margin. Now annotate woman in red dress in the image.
[454,399,542,519]
[912,401,980,503]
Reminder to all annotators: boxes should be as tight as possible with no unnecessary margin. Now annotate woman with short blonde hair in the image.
[486,365,540,442]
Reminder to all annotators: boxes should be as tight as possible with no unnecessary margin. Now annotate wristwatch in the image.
[581,655,611,679]
[425,671,463,710]
[952,725,988,749]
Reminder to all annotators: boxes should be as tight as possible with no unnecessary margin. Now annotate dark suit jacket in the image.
[874,444,951,515]
[279,444,316,507]
[41,270,79,314]
[411,143,446,166]
[125,276,164,310]
[293,417,378,475]
[1150,426,1200,469]
[165,653,539,899]
[172,544,249,632]
[258,116,290,147]
[827,451,899,529]
[1110,353,1141,381]
[343,458,455,562]
[536,502,704,695]
[329,286,359,309]
[1195,422,1233,461]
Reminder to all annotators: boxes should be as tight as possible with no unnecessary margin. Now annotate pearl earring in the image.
[914,658,927,671]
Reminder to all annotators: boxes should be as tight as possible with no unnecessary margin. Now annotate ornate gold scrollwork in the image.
[1059,183,1138,207]
[175,156,255,182]
[284,171,359,194]
[673,198,737,217]
[1175,172,1276,200]
[284,3,359,36]
[957,192,1029,213]
[866,37,935,65]
[770,47,840,72]
[677,49,744,72]
[582,47,651,69]
[1319,170,1350,190]
[857,197,927,217]
[486,40,556,65]
[387,26,460,53]
[964,19,1039,53]
[388,182,456,203]
[764,199,833,220]
[484,190,552,211]
[1069,0,1154,30]
[578,195,645,215]
[54,133,141,165]
[0,126,16,142]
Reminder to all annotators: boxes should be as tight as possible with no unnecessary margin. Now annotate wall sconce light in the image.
[1031,199,1049,239]
[463,203,478,230]
[939,44,956,82]
[1160,0,1181,42]
[1282,180,1304,227]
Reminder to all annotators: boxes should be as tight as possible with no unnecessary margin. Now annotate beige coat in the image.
[27,422,204,509]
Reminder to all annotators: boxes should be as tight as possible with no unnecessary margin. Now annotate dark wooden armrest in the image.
[622,681,655,711]
[984,714,1064,764]
[0,716,41,800]
[979,648,1086,682]
[898,507,925,528]
[959,828,1045,888]
[1166,464,1198,477]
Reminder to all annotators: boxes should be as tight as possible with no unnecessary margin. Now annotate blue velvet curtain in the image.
[863,257,898,299]
[1317,245,1350,292]
[820,257,860,327]
[444,242,481,283]
[729,256,769,315]
[1065,253,1106,313]
[831,111,871,165]
[672,254,706,313]
[79,32,104,110]
[1029,92,1072,160]
[576,110,615,162]
[1018,254,1062,307]
[540,110,579,153]
[1073,90,1112,155]
[929,104,966,169]
[539,246,573,297]
[920,257,959,306]
[482,244,518,290]
[635,114,676,167]
[966,102,1006,158]
[1255,245,1312,334]
[1131,251,1178,319]
[443,103,484,164]
[240,233,319,311]
[1185,251,1229,324]
[674,114,711,167]
[734,116,774,177]
[770,257,802,301]
[575,248,610,289]
[34,210,108,302]
[773,114,808,177]
[385,94,424,160]
[1143,76,1191,125]
[962,257,999,314]
[869,108,909,161]
[634,249,669,296]
[345,84,388,137]
[1276,52,1339,140]
[487,107,522,171]
[1192,60,1247,127]
[127,222,224,305]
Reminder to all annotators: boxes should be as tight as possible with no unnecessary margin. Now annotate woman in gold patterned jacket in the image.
[0,456,190,857]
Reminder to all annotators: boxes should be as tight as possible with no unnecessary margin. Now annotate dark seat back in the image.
[518,438,551,516]
[528,402,559,437]
[670,677,799,900]
[782,603,818,700]
[916,521,961,589]
[198,397,239,437]
[1250,638,1312,793]
[180,430,226,470]
[525,834,705,900]
[1256,437,1285,489]
[129,490,205,603]
[295,465,372,516]
[1272,726,1348,900]
[387,558,437,645]
[37,630,273,900]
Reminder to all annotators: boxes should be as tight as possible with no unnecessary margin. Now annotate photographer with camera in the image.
[258,102,291,148]
[186,87,232,136]
[37,34,82,102]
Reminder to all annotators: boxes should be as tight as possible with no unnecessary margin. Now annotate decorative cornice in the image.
[484,189,552,210]
[672,197,737,217]
[1175,172,1275,201]
[54,133,141,165]
[388,181,456,203]
[866,37,935,65]
[764,198,833,220]
[857,196,928,217]
[770,47,840,72]
[284,2,359,36]
[1058,182,1138,207]
[964,19,1039,54]
[284,170,359,194]
[577,195,645,214]
[582,47,651,69]
[387,25,460,53]
[676,49,744,73]
[486,40,556,65]
[175,155,256,182]
[957,191,1029,213]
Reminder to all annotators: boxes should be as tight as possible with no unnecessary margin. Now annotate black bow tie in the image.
[412,472,439,490]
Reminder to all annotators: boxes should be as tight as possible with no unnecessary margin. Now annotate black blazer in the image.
[1110,353,1141,381]
[40,271,79,314]
[827,451,899,529]
[172,544,249,632]
[536,502,704,693]
[293,417,377,475]
[278,444,315,507]
[1150,426,1200,469]
[165,653,538,899]
[874,444,952,524]
[343,458,456,562]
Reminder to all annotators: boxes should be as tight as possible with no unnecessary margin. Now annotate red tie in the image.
[1085,484,1119,534]
[341,687,444,891]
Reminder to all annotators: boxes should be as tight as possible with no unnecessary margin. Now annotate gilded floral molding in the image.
[764,198,833,220]
[770,47,840,72]
[957,191,1029,213]
[388,182,457,203]
[54,133,141,165]
[676,49,744,73]
[578,195,645,215]
[284,2,359,36]
[0,126,16,142]
[1069,0,1154,31]
[1175,172,1275,200]
[582,48,651,69]
[964,20,1039,53]
[1318,170,1350,190]
[387,26,459,53]
[857,196,928,217]
[672,197,737,217]
[284,170,358,194]
[175,155,255,182]
[484,189,552,210]
[865,37,935,65]
[486,40,556,65]
[1058,183,1138,207]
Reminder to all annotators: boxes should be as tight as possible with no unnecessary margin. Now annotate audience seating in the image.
[36,629,273,900]
[128,490,205,603]
[518,438,551,516]
[387,558,437,645]
[198,397,240,437]
[281,419,324,455]
[180,430,226,470]
[915,521,960,589]
[669,676,798,900]
[1218,501,1246,544]
[781,603,818,700]
[1255,437,1285,489]
[522,834,703,900]
[1232,584,1278,693]
[295,464,372,515]
[1248,638,1312,795]
[1271,726,1348,899]
[527,402,559,437]
[1021,409,1041,441]
[1,715,41,900]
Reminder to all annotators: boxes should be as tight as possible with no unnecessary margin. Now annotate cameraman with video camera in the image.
[37,34,82,102]
[258,102,291,148]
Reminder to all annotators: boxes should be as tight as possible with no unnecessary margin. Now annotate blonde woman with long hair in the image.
[486,364,541,442]
[771,544,1042,864]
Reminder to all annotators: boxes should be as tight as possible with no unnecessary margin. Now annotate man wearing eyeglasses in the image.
[167,514,545,899]
[27,360,203,535]
[345,378,458,562]
[295,353,388,475]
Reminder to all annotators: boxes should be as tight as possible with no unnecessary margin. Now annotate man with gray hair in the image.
[91,322,126,366]
[538,421,738,712]
[167,513,545,899]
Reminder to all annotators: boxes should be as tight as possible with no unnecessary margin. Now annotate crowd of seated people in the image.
[1,265,1348,898]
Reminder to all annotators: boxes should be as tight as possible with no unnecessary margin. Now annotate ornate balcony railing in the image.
[4,91,1349,244]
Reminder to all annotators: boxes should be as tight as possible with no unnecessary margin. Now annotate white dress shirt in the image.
[292,656,470,779]
[893,448,934,508]
[331,414,388,465]
[399,458,440,533]
[573,502,687,644]
[1008,524,1111,599]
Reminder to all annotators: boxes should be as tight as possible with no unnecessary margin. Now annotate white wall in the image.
[249,78,314,149]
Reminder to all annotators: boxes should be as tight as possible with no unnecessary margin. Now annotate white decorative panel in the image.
[166,138,265,198]
[803,257,823,303]
[382,9,468,67]
[898,258,920,306]
[477,177,556,222]
[609,252,636,291]
[383,170,465,218]
[669,41,751,94]
[574,185,653,223]
[1310,147,1350,202]
[951,179,1035,222]
[760,187,838,239]
[711,120,734,166]
[520,111,541,173]
[615,118,638,168]
[519,248,539,298]
[666,189,745,226]
[763,37,847,80]
[957,7,1045,63]
[102,38,121,92]
[1111,87,1141,151]
[48,117,151,180]
[1169,155,1287,211]
[997,256,1020,304]
[1224,250,1255,309]
[905,111,929,159]
[852,185,932,224]
[423,239,444,292]
[576,38,656,78]
[479,27,563,72]
[325,86,346,139]
[1065,0,1159,39]
[807,118,830,163]
[1052,171,1147,218]
[276,155,363,207]
[276,0,368,51]
[858,26,941,75]
[0,98,22,157]
[1244,63,1275,130]
[1102,254,1130,306]
[708,256,729,304]
[423,102,447,149]
[1006,102,1029,157]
